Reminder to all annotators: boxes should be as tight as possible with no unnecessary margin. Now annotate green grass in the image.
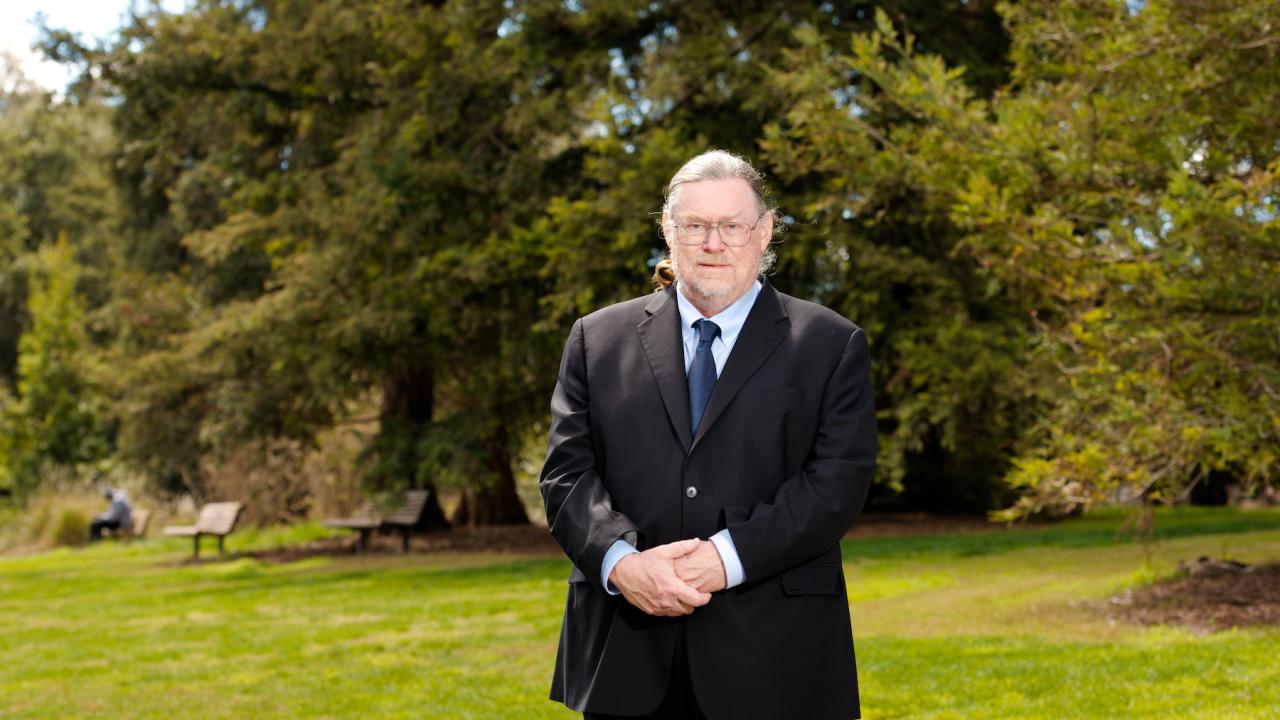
[1,508,1278,719]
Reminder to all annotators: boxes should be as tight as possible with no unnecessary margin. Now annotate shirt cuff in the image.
[601,538,639,595]
[709,528,746,589]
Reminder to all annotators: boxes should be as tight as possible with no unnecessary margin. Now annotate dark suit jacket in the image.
[540,278,877,719]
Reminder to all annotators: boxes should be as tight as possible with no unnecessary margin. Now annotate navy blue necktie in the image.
[689,319,721,433]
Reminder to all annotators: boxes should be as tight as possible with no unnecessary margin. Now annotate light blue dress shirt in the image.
[599,280,760,594]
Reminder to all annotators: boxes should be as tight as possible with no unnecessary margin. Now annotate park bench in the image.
[324,489,431,553]
[162,502,243,559]
[103,508,150,541]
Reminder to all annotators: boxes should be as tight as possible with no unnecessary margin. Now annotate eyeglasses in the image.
[672,211,767,246]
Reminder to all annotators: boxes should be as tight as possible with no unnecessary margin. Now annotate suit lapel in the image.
[692,279,789,450]
[638,286,693,452]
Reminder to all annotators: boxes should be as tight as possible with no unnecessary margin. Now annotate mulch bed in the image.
[847,512,996,537]
[1102,560,1280,633]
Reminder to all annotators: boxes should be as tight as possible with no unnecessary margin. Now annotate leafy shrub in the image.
[51,508,89,547]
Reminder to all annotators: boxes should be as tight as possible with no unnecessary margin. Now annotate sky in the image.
[1,1,185,93]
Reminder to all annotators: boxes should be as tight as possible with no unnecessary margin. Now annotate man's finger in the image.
[671,581,711,607]
[653,538,703,558]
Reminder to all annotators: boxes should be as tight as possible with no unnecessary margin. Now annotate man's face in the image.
[664,178,772,309]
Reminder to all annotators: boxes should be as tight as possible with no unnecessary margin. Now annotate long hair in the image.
[652,257,676,290]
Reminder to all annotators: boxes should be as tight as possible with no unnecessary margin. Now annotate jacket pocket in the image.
[777,563,842,596]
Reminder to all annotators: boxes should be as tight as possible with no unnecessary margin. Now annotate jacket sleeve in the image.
[540,318,640,581]
[724,326,877,582]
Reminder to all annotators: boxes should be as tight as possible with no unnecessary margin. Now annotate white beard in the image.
[670,250,742,301]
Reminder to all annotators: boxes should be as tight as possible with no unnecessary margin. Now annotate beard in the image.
[670,250,749,301]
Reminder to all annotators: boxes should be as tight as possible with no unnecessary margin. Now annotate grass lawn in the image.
[1,507,1277,719]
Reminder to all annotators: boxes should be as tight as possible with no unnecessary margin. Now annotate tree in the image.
[759,1,1279,517]
[47,0,623,523]
[0,239,111,497]
[43,1,1023,519]
[0,55,119,500]
[527,1,1019,511]
[0,55,117,391]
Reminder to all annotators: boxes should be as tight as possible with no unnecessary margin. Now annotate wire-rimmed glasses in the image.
[671,211,767,246]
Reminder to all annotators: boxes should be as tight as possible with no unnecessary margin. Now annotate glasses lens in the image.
[675,218,757,245]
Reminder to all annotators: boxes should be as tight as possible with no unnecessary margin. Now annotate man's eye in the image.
[721,223,747,234]
[682,222,707,232]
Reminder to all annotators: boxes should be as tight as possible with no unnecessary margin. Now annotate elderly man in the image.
[540,150,877,719]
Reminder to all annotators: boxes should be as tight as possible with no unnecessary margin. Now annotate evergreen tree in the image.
[761,2,1279,515]
[0,239,110,497]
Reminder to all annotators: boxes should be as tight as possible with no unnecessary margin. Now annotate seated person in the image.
[89,488,133,541]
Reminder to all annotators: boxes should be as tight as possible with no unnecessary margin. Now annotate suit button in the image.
[685,486,698,499]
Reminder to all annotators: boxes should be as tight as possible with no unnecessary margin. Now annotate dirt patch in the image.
[1103,559,1280,633]
[847,512,996,537]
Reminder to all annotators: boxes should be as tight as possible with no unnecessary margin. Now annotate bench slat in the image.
[193,502,243,535]
[381,490,431,527]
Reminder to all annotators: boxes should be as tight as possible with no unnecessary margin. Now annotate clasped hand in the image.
[608,538,727,617]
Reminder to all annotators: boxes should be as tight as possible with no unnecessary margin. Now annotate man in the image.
[89,487,134,541]
[540,150,877,719]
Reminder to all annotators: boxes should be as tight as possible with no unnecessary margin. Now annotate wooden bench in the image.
[324,489,431,553]
[103,508,150,541]
[162,502,243,559]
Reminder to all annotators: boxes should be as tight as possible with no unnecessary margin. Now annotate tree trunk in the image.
[450,421,529,526]
[379,339,450,531]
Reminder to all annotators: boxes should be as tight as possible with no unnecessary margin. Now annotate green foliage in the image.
[24,0,1272,519]
[50,1,1011,517]
[520,2,1016,510]
[0,485,115,551]
[0,59,119,500]
[762,2,1280,515]
[0,74,117,387]
[56,1,604,514]
[0,240,112,497]
[50,507,88,547]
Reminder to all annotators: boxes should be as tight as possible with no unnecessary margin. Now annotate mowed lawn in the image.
[1,508,1278,719]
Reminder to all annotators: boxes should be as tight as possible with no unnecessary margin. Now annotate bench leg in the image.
[356,529,370,554]
[218,535,225,558]
[400,527,410,553]
[193,535,200,560]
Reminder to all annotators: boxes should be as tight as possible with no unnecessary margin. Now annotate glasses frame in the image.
[671,210,768,247]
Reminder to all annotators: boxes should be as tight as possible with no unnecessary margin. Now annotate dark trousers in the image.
[585,624,706,720]
[88,519,121,542]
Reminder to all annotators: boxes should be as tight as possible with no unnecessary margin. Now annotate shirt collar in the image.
[675,277,762,348]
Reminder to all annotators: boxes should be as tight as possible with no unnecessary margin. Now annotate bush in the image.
[51,508,89,547]
[201,430,368,527]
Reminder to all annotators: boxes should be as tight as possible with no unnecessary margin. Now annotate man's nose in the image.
[701,226,729,250]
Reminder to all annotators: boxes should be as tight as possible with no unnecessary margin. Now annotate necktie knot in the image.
[693,319,721,346]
